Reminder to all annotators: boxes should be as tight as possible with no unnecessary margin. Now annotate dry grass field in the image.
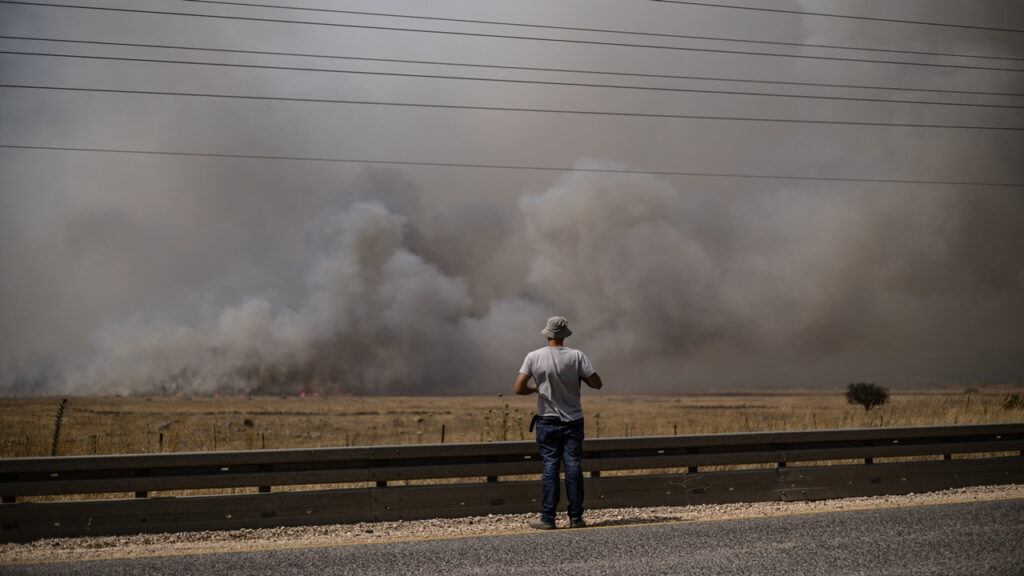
[2,385,1023,458]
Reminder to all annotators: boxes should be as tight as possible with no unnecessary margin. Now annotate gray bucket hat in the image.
[541,316,572,339]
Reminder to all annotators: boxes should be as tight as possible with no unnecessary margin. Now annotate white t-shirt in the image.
[519,346,596,421]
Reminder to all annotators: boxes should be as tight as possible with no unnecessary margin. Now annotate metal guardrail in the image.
[1,423,1022,542]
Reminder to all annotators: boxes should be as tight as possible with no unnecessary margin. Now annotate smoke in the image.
[514,162,1024,389]
[75,201,478,395]
[2,2,1023,396]
[6,158,1020,396]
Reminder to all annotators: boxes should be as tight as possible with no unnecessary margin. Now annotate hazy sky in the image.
[2,0,1023,396]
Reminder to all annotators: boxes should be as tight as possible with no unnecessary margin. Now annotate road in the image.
[6,499,1022,575]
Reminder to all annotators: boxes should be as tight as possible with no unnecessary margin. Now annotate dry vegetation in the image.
[2,385,1023,458]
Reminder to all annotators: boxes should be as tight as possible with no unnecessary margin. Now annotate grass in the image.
[1,385,1022,458]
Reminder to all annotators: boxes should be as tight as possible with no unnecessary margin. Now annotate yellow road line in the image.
[3,495,1021,567]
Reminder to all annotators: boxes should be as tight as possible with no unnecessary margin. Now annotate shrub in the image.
[846,382,890,411]
[1002,393,1024,410]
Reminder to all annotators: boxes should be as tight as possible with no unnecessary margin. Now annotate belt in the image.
[529,414,582,432]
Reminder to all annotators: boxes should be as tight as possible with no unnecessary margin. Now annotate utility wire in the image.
[651,1,1024,34]
[3,84,1019,131]
[7,49,1021,110]
[5,35,1022,99]
[1,1,1020,73]
[3,144,1020,187]
[184,0,1024,62]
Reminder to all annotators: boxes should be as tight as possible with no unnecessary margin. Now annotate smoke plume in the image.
[2,2,1023,395]
[5,158,1022,395]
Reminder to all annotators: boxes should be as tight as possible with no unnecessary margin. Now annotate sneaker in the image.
[528,518,556,530]
[569,518,587,529]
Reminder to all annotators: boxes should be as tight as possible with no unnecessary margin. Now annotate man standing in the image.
[514,316,604,530]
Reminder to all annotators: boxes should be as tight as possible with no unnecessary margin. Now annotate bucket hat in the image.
[541,316,572,339]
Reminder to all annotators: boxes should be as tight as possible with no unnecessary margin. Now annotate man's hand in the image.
[514,372,536,395]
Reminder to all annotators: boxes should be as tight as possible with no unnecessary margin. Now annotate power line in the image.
[651,1,1024,34]
[3,83,1020,131]
[184,0,1024,63]
[4,144,1020,187]
[7,49,1021,110]
[1,1,1021,73]
[5,35,1022,99]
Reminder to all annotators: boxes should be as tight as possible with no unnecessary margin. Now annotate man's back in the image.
[520,345,594,421]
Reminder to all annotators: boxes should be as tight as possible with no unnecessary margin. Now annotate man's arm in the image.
[514,372,536,395]
[584,372,603,390]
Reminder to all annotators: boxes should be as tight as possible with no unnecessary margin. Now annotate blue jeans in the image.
[535,417,585,522]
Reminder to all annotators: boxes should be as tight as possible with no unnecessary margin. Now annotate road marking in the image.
[3,495,1021,566]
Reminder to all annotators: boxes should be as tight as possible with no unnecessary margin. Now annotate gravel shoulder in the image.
[2,484,1021,564]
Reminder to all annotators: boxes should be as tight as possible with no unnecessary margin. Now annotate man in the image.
[514,316,604,530]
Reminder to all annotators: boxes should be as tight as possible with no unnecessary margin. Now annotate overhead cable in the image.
[3,144,1021,187]
[1,1,1020,72]
[6,50,1021,110]
[2,84,1019,131]
[4,35,1021,99]
[651,1,1024,34]
[183,0,1024,62]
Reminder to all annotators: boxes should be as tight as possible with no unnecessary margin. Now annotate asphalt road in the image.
[7,499,1023,575]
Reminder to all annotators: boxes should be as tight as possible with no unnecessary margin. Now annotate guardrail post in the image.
[687,446,699,473]
[257,463,272,492]
[134,468,149,497]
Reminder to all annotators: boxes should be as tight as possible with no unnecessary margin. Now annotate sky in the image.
[1,0,1023,396]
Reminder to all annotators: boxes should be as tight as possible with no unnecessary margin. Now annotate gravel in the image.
[2,484,1020,564]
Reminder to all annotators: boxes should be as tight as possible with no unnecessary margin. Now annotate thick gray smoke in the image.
[2,1,1023,395]
[79,201,479,395]
[7,159,1022,396]
[517,163,1024,389]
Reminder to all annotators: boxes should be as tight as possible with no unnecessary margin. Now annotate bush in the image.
[1002,393,1024,410]
[846,382,889,411]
